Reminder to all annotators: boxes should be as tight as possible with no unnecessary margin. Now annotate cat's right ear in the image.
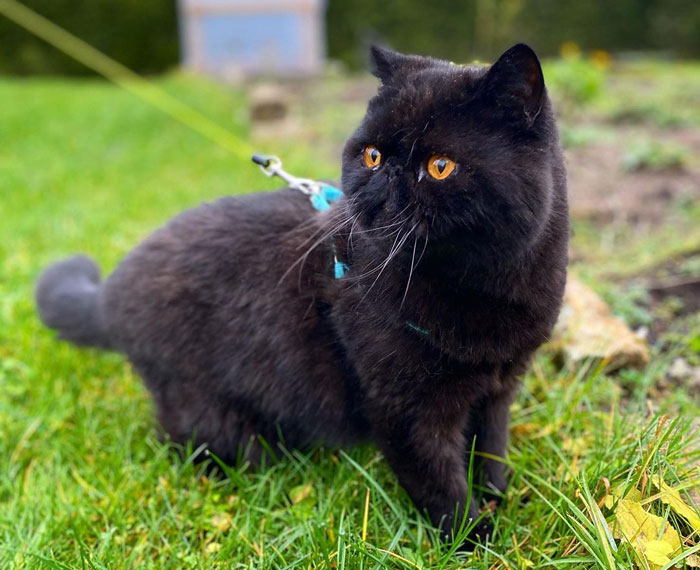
[370,45,431,84]
[480,43,545,127]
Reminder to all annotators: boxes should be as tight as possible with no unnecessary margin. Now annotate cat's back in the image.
[101,188,324,353]
[97,188,362,449]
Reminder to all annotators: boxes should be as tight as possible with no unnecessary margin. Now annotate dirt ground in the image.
[566,127,700,224]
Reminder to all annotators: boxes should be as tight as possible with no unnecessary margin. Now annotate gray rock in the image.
[551,275,650,371]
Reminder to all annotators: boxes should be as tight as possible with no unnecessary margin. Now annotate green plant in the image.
[560,124,614,148]
[621,141,688,172]
[607,102,690,128]
[542,53,607,109]
[602,284,654,328]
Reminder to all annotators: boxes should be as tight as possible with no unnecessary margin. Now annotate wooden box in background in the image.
[178,0,326,78]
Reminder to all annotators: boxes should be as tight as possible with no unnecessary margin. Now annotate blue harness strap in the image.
[334,259,349,279]
[406,321,430,336]
[308,184,349,279]
[311,185,344,212]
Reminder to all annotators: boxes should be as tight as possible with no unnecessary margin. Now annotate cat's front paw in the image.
[482,477,508,506]
[453,518,494,552]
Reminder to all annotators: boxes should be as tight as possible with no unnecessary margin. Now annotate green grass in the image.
[2,75,700,569]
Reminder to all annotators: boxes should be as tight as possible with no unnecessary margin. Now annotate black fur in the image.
[36,255,111,349]
[36,44,568,549]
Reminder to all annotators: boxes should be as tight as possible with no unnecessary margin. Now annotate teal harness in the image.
[252,154,429,336]
[309,184,350,280]
[253,154,349,279]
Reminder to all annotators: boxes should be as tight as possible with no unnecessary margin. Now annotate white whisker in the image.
[400,235,419,311]
[359,221,419,304]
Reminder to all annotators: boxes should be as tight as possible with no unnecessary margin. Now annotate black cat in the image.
[36,43,568,548]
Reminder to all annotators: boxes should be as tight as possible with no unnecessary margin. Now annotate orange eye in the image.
[427,155,456,180]
[363,145,382,168]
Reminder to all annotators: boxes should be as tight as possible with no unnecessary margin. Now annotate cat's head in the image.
[341,43,561,260]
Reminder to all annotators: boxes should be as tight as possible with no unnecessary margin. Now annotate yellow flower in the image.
[590,50,612,70]
[560,41,581,60]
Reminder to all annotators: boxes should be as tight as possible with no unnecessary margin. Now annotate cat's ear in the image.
[481,43,545,127]
[370,44,431,84]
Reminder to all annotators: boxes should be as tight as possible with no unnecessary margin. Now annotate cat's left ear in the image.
[481,43,545,127]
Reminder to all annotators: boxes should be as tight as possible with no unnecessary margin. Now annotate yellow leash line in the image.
[0,0,257,161]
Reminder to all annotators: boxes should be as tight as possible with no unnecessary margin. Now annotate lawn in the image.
[1,64,699,569]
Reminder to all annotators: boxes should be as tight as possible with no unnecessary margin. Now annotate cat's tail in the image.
[35,255,112,349]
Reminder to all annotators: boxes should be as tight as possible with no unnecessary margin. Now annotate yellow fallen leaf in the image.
[613,498,681,569]
[511,422,540,436]
[603,484,641,509]
[536,424,556,437]
[644,540,674,566]
[206,542,222,554]
[562,436,590,455]
[654,480,700,534]
[210,513,232,533]
[604,494,614,510]
[626,487,643,502]
[290,483,314,504]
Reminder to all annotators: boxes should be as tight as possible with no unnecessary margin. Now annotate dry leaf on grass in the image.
[603,475,700,569]
[652,479,700,534]
[210,512,232,533]
[610,498,681,568]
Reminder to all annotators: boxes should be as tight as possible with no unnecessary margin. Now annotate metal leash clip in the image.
[252,154,321,196]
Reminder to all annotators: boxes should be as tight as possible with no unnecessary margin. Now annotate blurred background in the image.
[1,0,699,389]
[1,2,699,566]
[2,0,700,75]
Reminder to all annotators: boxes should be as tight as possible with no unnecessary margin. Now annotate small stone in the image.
[635,326,650,340]
[686,368,700,396]
[250,84,289,122]
[668,357,692,380]
[551,276,650,371]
